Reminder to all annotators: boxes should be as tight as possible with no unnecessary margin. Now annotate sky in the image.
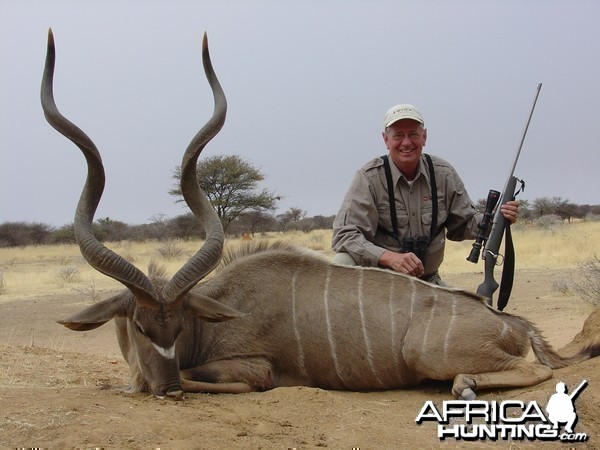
[1,0,599,227]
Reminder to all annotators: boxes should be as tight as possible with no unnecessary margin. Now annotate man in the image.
[332,104,519,285]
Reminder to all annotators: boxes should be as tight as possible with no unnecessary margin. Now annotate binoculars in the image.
[399,235,429,263]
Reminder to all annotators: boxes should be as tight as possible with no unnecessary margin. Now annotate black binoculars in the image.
[399,235,429,263]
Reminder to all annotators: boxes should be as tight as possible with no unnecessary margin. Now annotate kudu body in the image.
[42,30,599,400]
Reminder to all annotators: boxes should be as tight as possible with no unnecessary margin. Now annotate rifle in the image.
[468,83,542,310]
[568,379,588,401]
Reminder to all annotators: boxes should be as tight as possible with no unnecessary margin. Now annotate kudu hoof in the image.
[155,389,184,400]
[459,388,476,400]
[166,389,184,400]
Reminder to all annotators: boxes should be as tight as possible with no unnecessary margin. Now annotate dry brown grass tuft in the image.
[0,272,6,295]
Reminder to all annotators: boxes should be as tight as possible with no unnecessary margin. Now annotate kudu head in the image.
[41,29,243,399]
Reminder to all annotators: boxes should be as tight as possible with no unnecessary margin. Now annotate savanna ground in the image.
[1,222,599,449]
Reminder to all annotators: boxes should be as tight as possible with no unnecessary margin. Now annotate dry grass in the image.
[442,220,600,274]
[0,221,598,302]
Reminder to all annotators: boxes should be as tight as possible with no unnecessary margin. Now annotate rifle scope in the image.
[467,189,500,263]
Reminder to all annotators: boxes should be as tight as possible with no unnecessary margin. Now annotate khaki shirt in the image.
[332,154,482,275]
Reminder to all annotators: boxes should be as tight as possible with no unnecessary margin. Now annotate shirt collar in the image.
[389,154,430,185]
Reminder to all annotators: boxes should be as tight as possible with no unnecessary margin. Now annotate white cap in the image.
[383,104,424,128]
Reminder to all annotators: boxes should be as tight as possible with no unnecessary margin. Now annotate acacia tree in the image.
[276,207,307,232]
[236,210,276,237]
[170,155,281,232]
[532,197,554,217]
[550,197,581,222]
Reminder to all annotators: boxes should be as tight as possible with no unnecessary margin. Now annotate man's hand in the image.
[500,200,520,224]
[378,249,424,277]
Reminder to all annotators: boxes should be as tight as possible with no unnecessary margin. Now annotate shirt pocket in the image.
[376,204,410,248]
[420,200,447,236]
[376,203,393,235]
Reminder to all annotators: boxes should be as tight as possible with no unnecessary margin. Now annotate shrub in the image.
[157,241,185,260]
[0,272,6,295]
[531,215,563,230]
[0,221,53,247]
[571,254,600,306]
[57,266,81,283]
[73,276,101,303]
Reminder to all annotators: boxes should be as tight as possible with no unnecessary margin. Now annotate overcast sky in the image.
[1,0,599,227]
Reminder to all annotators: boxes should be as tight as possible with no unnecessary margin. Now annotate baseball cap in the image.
[383,104,424,128]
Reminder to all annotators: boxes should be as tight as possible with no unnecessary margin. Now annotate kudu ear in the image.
[185,292,246,323]
[58,291,131,331]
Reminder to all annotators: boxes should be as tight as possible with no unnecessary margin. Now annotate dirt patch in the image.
[1,268,599,449]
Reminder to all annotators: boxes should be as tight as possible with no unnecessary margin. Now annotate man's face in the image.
[383,119,427,174]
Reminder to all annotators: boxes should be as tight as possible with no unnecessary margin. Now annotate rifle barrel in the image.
[504,83,542,193]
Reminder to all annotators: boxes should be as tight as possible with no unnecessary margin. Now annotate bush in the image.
[51,224,76,244]
[531,215,563,230]
[157,241,185,260]
[57,266,81,283]
[0,272,6,295]
[0,222,53,247]
[73,276,101,303]
[167,214,205,240]
[571,254,600,306]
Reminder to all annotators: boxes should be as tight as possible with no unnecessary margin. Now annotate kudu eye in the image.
[134,321,145,336]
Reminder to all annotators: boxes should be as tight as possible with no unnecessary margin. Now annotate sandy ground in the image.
[1,268,599,449]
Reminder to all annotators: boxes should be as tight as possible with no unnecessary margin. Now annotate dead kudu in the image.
[42,30,599,400]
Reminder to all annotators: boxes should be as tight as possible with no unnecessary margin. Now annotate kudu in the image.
[42,29,599,400]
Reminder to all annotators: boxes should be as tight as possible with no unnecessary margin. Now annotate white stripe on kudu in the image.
[323,266,346,385]
[443,299,457,361]
[358,271,384,386]
[421,293,437,354]
[291,271,308,378]
[501,321,510,339]
[409,277,417,319]
[152,342,176,360]
[388,277,401,371]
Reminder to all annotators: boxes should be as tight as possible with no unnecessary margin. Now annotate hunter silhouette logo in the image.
[415,379,590,442]
[546,379,587,434]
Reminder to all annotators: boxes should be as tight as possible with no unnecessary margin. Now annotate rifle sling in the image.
[497,178,524,311]
[497,224,515,311]
[379,154,439,245]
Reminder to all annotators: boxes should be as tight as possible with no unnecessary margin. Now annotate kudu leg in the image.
[452,358,553,400]
[180,358,275,394]
[181,378,255,394]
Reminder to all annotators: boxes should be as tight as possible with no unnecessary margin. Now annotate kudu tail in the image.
[529,327,600,369]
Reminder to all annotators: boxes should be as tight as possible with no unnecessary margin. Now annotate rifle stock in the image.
[476,175,518,303]
[478,250,499,302]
